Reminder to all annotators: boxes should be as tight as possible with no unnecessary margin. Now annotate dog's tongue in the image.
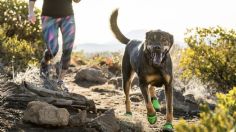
[153,53,162,65]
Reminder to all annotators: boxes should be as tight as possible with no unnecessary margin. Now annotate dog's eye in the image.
[147,45,152,49]
[161,37,167,42]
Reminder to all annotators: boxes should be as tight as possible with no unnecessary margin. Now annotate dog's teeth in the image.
[153,53,156,58]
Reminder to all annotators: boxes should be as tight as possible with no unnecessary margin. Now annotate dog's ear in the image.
[143,41,147,52]
[145,31,151,40]
[169,33,174,45]
[144,31,151,51]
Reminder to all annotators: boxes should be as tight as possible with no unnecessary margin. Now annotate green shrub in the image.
[0,33,38,70]
[180,27,236,90]
[0,0,44,70]
[88,52,122,75]
[71,51,122,76]
[0,0,42,41]
[175,87,236,132]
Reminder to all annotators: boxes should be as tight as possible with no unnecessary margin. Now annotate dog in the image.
[110,9,174,131]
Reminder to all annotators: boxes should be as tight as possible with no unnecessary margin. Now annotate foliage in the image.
[0,0,42,41]
[89,52,122,76]
[175,87,236,132]
[0,0,44,70]
[179,26,236,90]
[71,51,122,76]
[0,28,38,70]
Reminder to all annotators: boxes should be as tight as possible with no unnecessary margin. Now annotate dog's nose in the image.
[154,45,161,50]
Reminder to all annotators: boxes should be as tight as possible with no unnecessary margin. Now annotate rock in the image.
[0,62,3,69]
[91,84,118,94]
[108,77,122,89]
[75,67,107,85]
[130,93,143,102]
[23,101,70,126]
[89,109,120,132]
[23,101,49,124]
[157,89,199,115]
[185,94,196,104]
[67,67,78,73]
[108,75,139,89]
[39,106,69,126]
[69,110,87,127]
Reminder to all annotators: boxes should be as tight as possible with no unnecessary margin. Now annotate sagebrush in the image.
[180,26,236,90]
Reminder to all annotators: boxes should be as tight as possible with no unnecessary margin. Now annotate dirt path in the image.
[66,72,199,132]
[0,69,199,132]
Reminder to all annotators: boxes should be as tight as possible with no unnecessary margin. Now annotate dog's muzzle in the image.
[146,45,165,67]
[151,52,162,66]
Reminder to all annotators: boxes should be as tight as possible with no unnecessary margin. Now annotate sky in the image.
[35,0,236,45]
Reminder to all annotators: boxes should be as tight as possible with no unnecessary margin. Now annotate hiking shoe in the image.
[40,60,50,77]
[57,80,69,93]
[55,62,61,78]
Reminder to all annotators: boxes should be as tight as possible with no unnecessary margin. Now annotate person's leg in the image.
[41,16,60,76]
[57,15,76,89]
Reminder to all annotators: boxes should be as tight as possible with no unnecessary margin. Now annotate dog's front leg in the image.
[163,84,174,131]
[150,86,160,112]
[140,83,157,124]
[164,84,173,122]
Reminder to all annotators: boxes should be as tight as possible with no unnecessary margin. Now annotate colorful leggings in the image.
[41,15,75,70]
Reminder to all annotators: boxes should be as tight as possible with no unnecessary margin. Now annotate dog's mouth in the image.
[151,52,163,66]
[145,44,165,67]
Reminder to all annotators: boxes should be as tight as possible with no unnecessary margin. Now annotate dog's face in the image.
[144,30,173,67]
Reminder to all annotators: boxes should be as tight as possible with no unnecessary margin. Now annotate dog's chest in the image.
[144,73,171,86]
[145,74,162,84]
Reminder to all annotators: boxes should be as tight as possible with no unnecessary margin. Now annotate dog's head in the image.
[144,30,173,67]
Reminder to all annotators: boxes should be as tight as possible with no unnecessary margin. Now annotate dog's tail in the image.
[110,8,130,44]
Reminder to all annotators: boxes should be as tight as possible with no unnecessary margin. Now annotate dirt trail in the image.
[0,69,199,132]
[66,72,199,132]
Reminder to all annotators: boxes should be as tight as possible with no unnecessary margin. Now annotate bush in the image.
[0,0,42,41]
[0,30,38,70]
[71,51,122,76]
[0,0,44,70]
[179,27,236,90]
[175,87,236,132]
[88,52,122,76]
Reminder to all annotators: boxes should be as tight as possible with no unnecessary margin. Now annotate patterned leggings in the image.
[41,15,75,70]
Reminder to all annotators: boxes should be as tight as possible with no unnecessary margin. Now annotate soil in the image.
[0,68,199,132]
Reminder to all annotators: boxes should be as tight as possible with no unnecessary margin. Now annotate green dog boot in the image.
[147,114,157,124]
[124,112,132,116]
[151,97,160,112]
[163,122,174,132]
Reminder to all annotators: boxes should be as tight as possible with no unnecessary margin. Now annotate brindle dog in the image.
[110,9,174,131]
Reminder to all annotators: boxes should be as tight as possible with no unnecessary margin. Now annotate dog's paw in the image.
[162,122,174,132]
[124,112,132,116]
[147,114,157,124]
[151,97,160,112]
